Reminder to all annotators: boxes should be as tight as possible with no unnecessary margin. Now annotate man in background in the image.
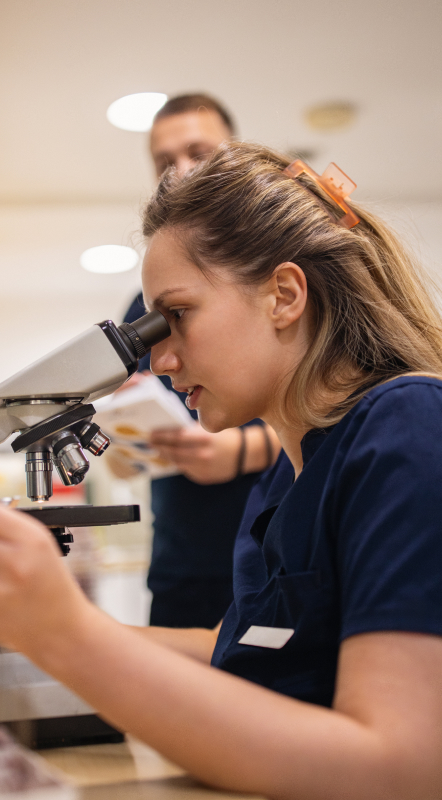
[149,93,233,177]
[109,94,279,628]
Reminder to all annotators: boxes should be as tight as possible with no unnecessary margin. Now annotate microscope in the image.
[0,310,170,553]
[0,310,171,749]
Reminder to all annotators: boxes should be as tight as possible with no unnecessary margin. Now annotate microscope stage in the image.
[20,504,140,528]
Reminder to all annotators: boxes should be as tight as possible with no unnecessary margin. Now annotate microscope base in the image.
[5,715,124,751]
[0,651,124,749]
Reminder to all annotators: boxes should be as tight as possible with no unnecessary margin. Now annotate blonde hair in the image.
[143,142,442,428]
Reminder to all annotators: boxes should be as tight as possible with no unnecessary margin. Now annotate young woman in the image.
[0,142,441,800]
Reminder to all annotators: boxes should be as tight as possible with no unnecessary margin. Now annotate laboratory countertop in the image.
[39,737,264,800]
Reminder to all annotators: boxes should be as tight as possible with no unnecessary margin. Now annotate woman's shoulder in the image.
[338,373,442,459]
[354,373,442,417]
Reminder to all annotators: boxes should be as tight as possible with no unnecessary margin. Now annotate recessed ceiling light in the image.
[304,102,357,132]
[80,245,139,274]
[106,92,168,132]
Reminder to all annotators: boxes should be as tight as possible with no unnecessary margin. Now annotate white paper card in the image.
[93,374,195,478]
[238,625,295,649]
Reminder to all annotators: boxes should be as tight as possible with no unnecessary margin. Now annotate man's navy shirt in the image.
[124,293,261,584]
[212,377,442,706]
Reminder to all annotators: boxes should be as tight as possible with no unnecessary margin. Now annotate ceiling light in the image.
[106,92,168,132]
[304,102,357,132]
[80,245,139,274]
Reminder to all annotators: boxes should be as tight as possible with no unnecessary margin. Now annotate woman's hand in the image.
[149,425,243,484]
[0,506,90,655]
[150,423,280,484]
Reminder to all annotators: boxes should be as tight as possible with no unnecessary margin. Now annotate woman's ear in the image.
[269,262,308,329]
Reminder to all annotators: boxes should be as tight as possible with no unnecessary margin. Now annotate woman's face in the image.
[142,230,302,432]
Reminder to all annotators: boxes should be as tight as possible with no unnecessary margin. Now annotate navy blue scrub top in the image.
[212,377,442,707]
[124,293,262,581]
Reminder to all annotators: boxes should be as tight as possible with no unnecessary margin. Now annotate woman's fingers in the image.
[0,506,87,654]
[150,427,202,448]
[155,446,205,466]
[0,505,54,548]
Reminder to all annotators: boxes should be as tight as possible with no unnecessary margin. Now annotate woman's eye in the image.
[170,308,185,321]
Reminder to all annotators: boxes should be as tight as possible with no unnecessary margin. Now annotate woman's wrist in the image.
[24,589,101,679]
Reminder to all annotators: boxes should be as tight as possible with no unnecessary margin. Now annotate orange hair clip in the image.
[283,159,360,229]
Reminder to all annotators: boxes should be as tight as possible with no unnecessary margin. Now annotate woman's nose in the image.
[150,339,181,376]
[175,155,194,177]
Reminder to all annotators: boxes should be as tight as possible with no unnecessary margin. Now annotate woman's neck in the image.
[269,421,306,479]
[267,381,357,478]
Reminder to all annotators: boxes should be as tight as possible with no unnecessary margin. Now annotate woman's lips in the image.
[185,385,202,410]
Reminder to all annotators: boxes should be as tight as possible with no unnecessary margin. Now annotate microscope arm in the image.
[0,311,170,500]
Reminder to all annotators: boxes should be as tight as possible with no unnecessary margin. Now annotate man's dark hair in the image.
[153,93,236,136]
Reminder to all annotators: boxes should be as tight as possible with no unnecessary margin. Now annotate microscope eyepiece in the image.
[119,310,171,360]
[97,310,170,379]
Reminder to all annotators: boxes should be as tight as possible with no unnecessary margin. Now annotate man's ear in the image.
[269,262,308,329]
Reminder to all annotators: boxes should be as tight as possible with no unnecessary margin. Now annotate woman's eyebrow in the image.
[152,288,191,311]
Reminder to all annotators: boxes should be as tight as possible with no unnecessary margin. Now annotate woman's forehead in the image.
[142,229,234,300]
[142,233,208,305]
[144,229,185,262]
[144,231,194,275]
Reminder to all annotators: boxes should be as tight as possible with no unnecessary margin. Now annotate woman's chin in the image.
[197,407,234,434]
[198,416,227,434]
[198,405,252,434]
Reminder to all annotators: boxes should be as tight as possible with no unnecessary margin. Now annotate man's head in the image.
[149,93,236,178]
